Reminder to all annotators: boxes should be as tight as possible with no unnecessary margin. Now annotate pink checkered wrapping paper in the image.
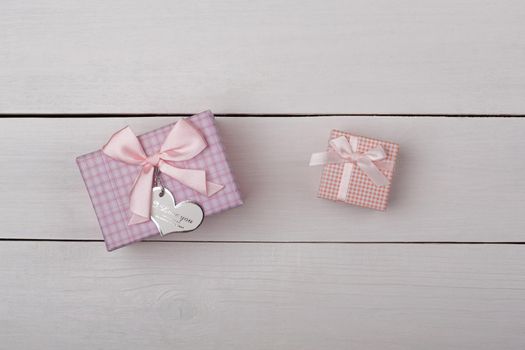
[318,130,399,211]
[76,110,243,251]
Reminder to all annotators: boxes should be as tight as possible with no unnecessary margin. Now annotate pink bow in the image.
[309,135,394,201]
[102,119,223,225]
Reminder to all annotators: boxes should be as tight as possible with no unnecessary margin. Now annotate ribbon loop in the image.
[309,135,393,201]
[102,119,224,225]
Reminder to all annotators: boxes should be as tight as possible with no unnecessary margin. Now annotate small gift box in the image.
[309,129,399,210]
[77,110,243,251]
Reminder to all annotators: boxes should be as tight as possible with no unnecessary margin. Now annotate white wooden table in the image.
[1,1,525,349]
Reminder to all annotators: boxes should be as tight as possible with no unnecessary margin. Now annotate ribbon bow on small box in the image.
[309,130,399,210]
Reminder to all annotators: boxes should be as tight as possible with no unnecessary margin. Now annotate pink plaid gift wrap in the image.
[316,130,399,211]
[76,110,243,251]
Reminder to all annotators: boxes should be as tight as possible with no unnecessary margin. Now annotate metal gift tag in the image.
[150,168,204,236]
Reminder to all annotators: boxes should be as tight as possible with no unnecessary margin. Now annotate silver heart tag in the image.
[150,186,204,236]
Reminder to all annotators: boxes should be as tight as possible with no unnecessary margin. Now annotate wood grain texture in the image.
[1,241,525,350]
[1,116,524,242]
[1,0,525,114]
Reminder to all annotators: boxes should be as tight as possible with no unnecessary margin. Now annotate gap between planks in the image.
[1,114,525,118]
[1,239,525,245]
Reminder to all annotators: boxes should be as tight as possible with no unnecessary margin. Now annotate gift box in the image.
[309,129,399,210]
[77,110,243,251]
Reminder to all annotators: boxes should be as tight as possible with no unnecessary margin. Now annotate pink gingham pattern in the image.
[318,130,399,210]
[77,110,243,251]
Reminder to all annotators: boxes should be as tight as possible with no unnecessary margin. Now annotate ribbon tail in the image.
[357,157,390,187]
[374,159,395,173]
[206,181,224,196]
[309,152,329,166]
[337,163,354,201]
[129,214,147,225]
[128,165,155,225]
[159,162,223,197]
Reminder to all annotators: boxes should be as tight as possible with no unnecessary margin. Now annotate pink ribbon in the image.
[102,119,223,225]
[309,135,394,201]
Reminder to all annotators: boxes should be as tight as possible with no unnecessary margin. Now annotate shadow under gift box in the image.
[76,110,243,251]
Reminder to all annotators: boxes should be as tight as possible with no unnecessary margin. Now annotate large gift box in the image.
[310,129,399,210]
[77,110,243,251]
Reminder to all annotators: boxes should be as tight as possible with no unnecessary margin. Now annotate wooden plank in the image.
[1,241,524,349]
[1,116,524,242]
[1,1,525,114]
